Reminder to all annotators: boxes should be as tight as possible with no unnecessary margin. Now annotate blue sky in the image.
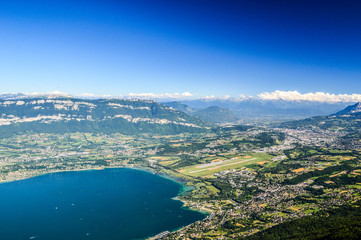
[0,0,360,97]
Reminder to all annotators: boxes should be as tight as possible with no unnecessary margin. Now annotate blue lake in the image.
[0,168,205,240]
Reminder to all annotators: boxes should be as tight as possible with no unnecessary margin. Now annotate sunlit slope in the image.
[0,98,210,136]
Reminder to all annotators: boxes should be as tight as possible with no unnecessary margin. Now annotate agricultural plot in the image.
[179,153,272,177]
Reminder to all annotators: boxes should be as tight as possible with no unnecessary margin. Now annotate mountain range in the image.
[0,93,359,137]
[0,98,208,137]
[162,101,239,124]
[1,93,354,123]
[180,98,351,121]
[163,99,353,124]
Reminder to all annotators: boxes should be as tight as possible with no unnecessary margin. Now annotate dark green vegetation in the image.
[283,158,360,186]
[246,201,361,240]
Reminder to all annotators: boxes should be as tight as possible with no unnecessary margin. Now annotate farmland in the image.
[178,153,272,177]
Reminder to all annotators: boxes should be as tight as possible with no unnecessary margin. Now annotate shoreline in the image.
[0,166,113,184]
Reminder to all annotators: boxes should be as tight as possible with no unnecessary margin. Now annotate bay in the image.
[0,168,205,240]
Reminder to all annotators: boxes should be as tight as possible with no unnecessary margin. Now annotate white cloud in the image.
[201,95,216,100]
[26,91,73,98]
[4,91,193,100]
[76,93,118,99]
[201,94,252,101]
[78,93,95,97]
[201,95,233,100]
[239,94,249,99]
[258,90,361,103]
[126,92,194,99]
[203,95,234,99]
[6,90,360,103]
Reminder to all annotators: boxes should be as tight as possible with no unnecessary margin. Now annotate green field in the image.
[178,153,272,177]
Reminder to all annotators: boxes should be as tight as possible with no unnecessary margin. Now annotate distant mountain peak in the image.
[193,106,239,124]
[353,102,361,112]
[334,102,361,115]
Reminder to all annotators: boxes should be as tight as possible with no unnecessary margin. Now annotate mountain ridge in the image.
[334,102,361,115]
[280,102,361,131]
[181,99,351,121]
[162,101,240,124]
[0,98,209,136]
[0,93,356,123]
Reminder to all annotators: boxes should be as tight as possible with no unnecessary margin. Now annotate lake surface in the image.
[0,168,205,240]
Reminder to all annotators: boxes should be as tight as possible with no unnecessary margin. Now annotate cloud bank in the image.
[27,91,72,97]
[2,91,360,103]
[126,92,193,99]
[258,90,361,103]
